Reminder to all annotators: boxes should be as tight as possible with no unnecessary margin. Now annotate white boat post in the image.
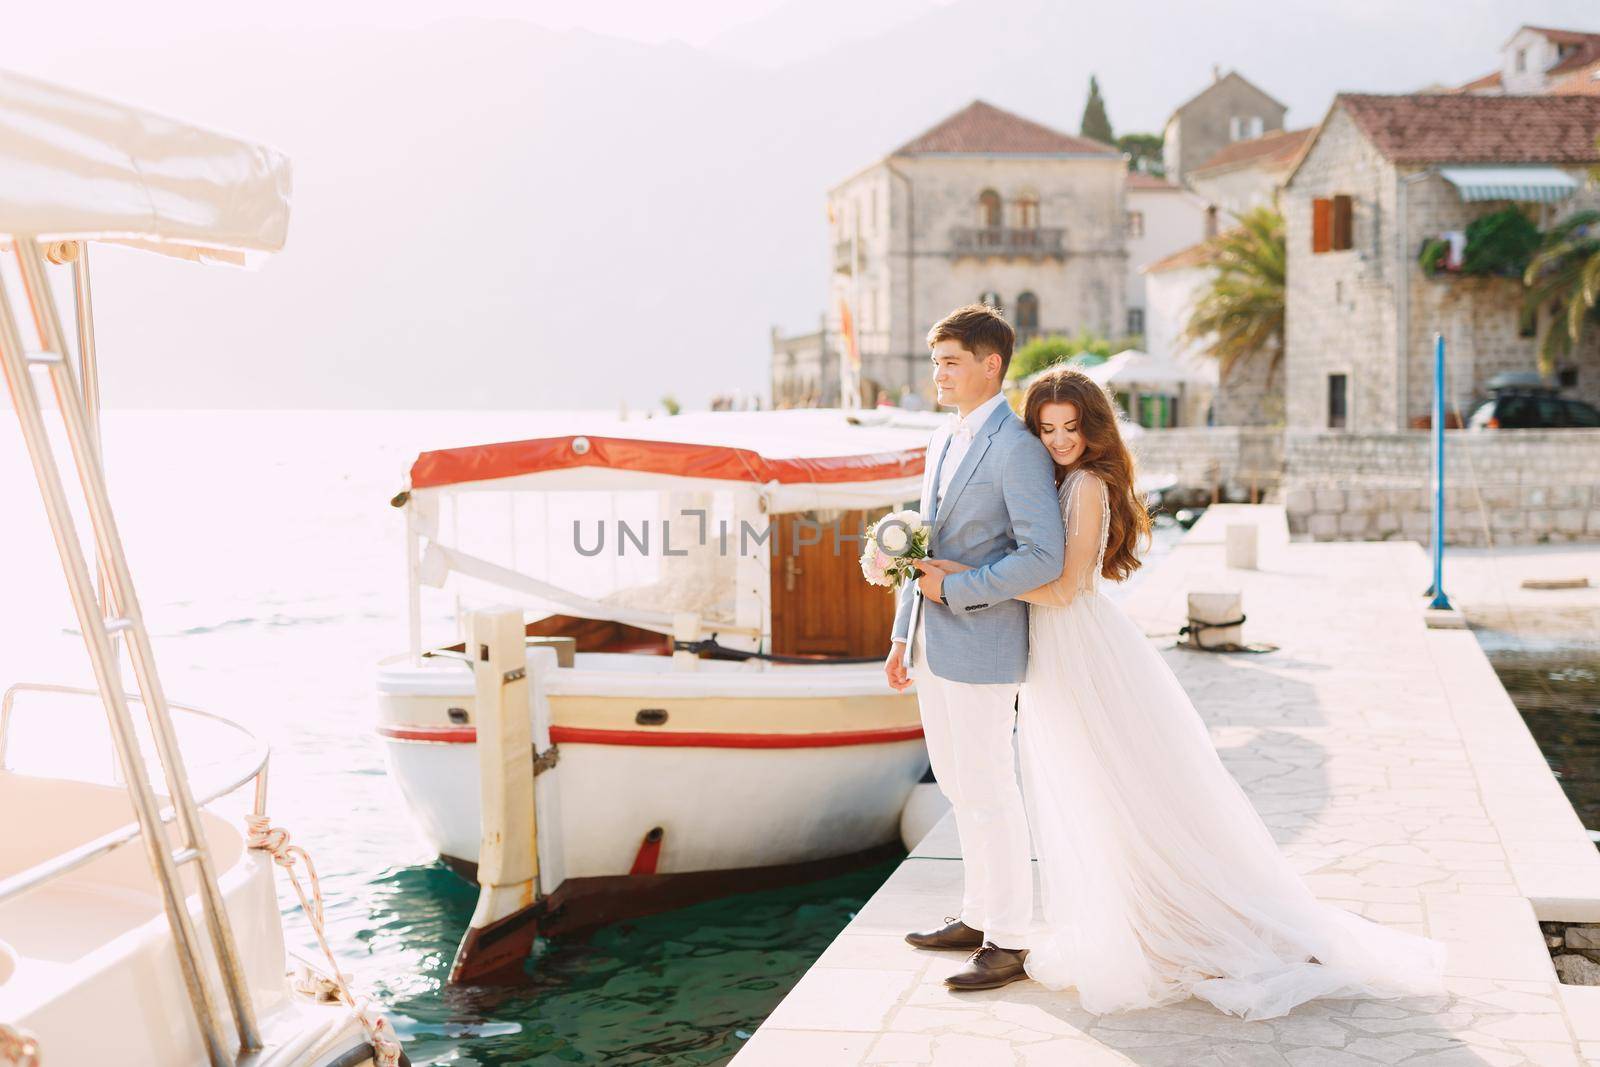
[450,609,544,983]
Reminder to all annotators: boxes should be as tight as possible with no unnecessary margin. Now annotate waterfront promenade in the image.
[735,506,1600,1066]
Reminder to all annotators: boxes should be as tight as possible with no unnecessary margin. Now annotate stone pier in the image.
[735,506,1600,1066]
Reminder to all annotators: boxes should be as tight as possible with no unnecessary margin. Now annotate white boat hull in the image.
[0,774,381,1067]
[377,650,928,915]
[384,729,927,876]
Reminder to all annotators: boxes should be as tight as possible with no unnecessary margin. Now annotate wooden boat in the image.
[377,409,943,946]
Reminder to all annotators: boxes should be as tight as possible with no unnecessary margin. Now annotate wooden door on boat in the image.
[769,509,898,659]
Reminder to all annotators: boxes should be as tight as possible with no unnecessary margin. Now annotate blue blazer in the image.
[891,398,1065,684]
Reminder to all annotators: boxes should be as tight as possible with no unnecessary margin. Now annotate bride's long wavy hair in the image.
[1022,366,1151,582]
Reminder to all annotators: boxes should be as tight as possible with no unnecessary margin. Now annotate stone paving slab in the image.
[735,507,1600,1067]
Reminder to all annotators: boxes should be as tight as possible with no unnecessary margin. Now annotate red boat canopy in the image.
[407,409,941,514]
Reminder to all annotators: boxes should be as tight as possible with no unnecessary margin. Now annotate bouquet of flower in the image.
[860,508,929,589]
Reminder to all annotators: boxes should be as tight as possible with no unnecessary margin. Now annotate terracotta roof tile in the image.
[1501,27,1600,75]
[1525,26,1600,46]
[1143,237,1222,274]
[894,100,1118,157]
[1549,58,1600,95]
[1127,171,1181,190]
[1453,70,1503,93]
[1190,127,1312,175]
[1336,92,1600,164]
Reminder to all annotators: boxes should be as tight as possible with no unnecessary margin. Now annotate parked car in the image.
[1467,374,1600,429]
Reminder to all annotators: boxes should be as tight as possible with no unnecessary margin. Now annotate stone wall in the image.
[1165,73,1287,184]
[1133,427,1284,502]
[823,153,1129,404]
[1282,106,1400,432]
[1280,429,1600,545]
[1211,351,1284,428]
[1126,184,1209,332]
[1283,105,1600,432]
[1398,175,1600,421]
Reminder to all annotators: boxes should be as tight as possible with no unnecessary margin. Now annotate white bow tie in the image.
[953,423,974,443]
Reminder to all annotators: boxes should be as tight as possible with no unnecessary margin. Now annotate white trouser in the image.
[909,611,1032,949]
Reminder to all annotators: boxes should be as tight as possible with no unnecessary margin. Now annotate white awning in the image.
[0,69,291,264]
[1086,349,1216,390]
[1439,166,1578,204]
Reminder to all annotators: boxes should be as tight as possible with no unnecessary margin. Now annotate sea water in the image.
[0,409,1187,1065]
[0,410,901,1065]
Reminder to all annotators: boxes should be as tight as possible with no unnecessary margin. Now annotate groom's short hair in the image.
[927,304,1015,378]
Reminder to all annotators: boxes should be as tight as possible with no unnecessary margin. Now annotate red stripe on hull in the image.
[377,723,924,748]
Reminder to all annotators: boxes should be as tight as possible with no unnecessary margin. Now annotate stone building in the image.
[1186,126,1311,220]
[769,322,830,409]
[1162,70,1287,187]
[1281,92,1600,433]
[1138,126,1306,429]
[1456,25,1600,95]
[1124,172,1209,342]
[770,100,1127,407]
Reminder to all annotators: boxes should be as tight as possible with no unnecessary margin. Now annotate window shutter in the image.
[1331,195,1353,250]
[1311,198,1332,253]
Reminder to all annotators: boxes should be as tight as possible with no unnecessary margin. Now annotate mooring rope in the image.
[246,814,404,1067]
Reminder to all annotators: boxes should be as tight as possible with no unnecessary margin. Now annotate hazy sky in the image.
[2,1,1595,411]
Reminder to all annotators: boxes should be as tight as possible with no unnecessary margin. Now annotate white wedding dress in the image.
[1016,469,1448,1021]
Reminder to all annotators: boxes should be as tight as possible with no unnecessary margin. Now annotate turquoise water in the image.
[0,411,1187,1064]
[1482,648,1600,843]
[369,859,899,1065]
[0,411,909,1066]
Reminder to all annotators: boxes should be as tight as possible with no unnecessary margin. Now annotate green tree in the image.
[1117,133,1164,176]
[661,394,682,416]
[1008,329,1115,382]
[1523,209,1600,375]
[1183,205,1286,381]
[1080,75,1114,146]
[1461,206,1541,277]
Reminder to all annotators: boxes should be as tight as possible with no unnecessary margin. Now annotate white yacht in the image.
[0,70,402,1066]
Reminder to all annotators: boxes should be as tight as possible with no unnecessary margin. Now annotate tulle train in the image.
[1017,593,1448,1020]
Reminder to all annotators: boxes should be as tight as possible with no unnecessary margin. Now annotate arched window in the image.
[1013,191,1039,229]
[979,290,1003,313]
[977,189,1002,228]
[1015,292,1039,333]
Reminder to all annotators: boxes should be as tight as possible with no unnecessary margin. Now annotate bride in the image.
[918,367,1448,1021]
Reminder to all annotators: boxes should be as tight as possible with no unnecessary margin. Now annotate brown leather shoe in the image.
[945,942,1030,991]
[905,917,984,951]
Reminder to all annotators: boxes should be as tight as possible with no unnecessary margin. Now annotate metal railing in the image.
[1,235,264,1064]
[948,226,1066,256]
[0,683,270,905]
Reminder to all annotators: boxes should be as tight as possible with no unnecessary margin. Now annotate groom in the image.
[883,304,1065,991]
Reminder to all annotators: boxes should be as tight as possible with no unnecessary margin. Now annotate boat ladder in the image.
[0,238,262,1065]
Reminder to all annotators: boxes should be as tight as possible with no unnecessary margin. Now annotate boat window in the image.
[434,487,741,628]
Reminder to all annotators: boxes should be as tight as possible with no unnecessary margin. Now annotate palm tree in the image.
[1523,209,1600,376]
[1182,206,1286,382]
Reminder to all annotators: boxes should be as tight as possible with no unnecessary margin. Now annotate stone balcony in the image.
[947,225,1066,259]
[833,240,865,274]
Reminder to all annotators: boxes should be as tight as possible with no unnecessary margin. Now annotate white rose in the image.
[879,523,908,554]
[876,509,921,555]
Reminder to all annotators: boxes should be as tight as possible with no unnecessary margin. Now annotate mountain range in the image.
[3,0,1595,409]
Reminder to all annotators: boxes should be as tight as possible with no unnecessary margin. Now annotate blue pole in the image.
[1427,331,1452,610]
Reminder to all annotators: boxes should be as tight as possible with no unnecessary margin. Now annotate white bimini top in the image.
[0,69,291,264]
